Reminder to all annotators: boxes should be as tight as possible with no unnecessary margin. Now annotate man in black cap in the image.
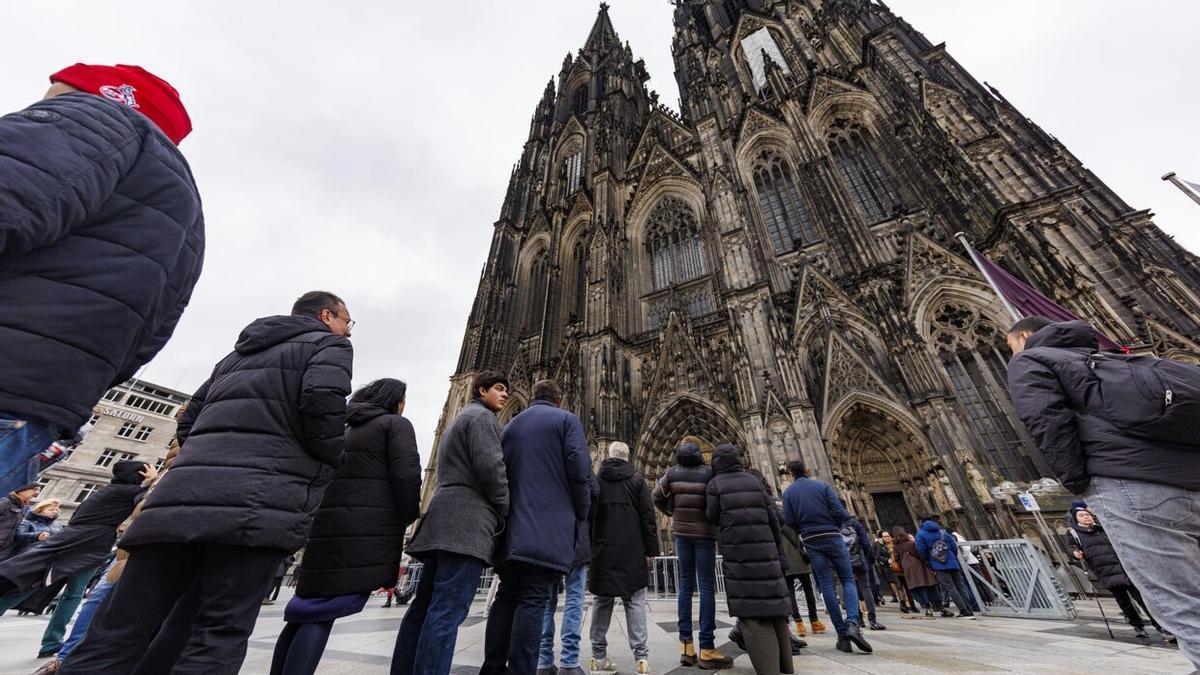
[0,482,40,561]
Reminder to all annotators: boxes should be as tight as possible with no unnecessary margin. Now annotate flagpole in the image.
[954,232,1021,322]
[1162,172,1200,208]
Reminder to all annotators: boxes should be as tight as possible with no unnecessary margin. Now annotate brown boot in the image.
[679,640,697,666]
[810,619,827,634]
[794,619,806,637]
[698,648,734,670]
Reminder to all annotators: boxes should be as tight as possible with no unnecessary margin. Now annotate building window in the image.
[571,87,588,117]
[524,250,550,336]
[572,241,588,322]
[564,152,583,195]
[116,421,138,438]
[124,394,176,417]
[154,457,167,471]
[741,28,790,91]
[102,389,124,403]
[647,197,706,290]
[134,426,154,442]
[830,127,902,224]
[97,449,138,467]
[74,483,100,503]
[87,414,100,426]
[752,152,819,253]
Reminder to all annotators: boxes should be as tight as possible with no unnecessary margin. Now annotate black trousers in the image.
[1112,584,1161,631]
[59,543,285,675]
[786,573,819,621]
[480,562,560,675]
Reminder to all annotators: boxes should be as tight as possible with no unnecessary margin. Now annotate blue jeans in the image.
[804,535,860,636]
[0,414,59,495]
[58,568,116,661]
[392,552,485,675]
[538,563,586,669]
[1087,476,1200,671]
[675,536,716,649]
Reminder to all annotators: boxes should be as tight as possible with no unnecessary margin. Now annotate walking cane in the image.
[1077,562,1115,640]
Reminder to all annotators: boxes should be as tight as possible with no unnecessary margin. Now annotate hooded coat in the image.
[915,520,960,572]
[0,460,144,593]
[1069,517,1131,590]
[295,402,422,598]
[705,445,791,618]
[1008,320,1200,493]
[495,400,593,574]
[407,400,508,566]
[13,511,63,553]
[589,457,659,598]
[652,443,715,539]
[120,315,353,552]
[0,93,205,432]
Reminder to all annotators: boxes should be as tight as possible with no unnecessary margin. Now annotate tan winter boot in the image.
[679,640,697,666]
[698,648,734,670]
[810,619,827,634]
[794,619,806,637]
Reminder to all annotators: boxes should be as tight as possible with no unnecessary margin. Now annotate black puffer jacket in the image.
[1008,321,1200,493]
[0,494,24,560]
[705,445,790,618]
[121,315,352,552]
[589,458,659,598]
[1070,520,1131,589]
[296,402,422,597]
[652,443,715,539]
[0,93,204,432]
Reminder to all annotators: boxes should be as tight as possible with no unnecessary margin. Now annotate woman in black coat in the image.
[705,445,793,675]
[1069,507,1165,638]
[270,378,422,675]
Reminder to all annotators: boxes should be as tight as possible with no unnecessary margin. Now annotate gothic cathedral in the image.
[422,0,1200,543]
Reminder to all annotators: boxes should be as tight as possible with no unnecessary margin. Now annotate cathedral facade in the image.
[422,0,1200,545]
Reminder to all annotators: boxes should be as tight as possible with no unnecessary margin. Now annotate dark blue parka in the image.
[0,93,204,431]
[497,399,593,574]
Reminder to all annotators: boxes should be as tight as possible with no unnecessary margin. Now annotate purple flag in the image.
[958,237,1124,351]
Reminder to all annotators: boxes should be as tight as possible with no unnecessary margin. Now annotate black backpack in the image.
[1078,352,1200,449]
[840,525,864,568]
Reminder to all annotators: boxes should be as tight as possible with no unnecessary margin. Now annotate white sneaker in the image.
[590,657,617,674]
[636,659,651,674]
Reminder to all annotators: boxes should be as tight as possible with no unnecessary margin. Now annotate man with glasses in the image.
[59,291,353,675]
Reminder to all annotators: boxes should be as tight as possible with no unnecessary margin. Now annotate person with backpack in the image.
[839,517,885,630]
[914,517,975,618]
[1007,317,1200,669]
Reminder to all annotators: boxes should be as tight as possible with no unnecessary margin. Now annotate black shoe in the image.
[729,625,746,652]
[1134,627,1151,640]
[869,620,887,630]
[790,634,806,655]
[957,611,977,620]
[940,609,955,618]
[844,622,873,653]
[925,608,933,617]
[836,637,852,653]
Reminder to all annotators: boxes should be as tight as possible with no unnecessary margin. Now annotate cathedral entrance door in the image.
[872,491,915,536]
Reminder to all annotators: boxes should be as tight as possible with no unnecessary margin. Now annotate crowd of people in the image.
[0,62,1198,674]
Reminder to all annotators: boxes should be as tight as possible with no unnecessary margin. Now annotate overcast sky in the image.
[4,1,1197,462]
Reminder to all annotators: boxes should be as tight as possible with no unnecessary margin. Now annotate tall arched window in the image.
[930,302,1037,482]
[571,87,588,118]
[524,249,549,336]
[572,240,587,322]
[830,125,902,223]
[646,197,706,290]
[752,152,819,254]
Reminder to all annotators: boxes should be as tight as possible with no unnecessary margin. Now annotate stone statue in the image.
[963,458,993,504]
[927,472,951,513]
[938,469,962,510]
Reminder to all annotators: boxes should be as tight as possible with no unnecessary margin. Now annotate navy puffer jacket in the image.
[1008,321,1200,493]
[0,93,204,431]
[121,315,352,552]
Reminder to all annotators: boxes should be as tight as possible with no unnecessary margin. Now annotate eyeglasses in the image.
[345,318,356,331]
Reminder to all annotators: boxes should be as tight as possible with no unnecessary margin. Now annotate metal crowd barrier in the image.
[396,563,494,597]
[960,539,1076,620]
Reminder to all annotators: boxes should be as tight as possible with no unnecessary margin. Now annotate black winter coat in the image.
[0,93,204,432]
[296,403,422,597]
[589,458,659,598]
[1008,321,1200,493]
[652,443,715,539]
[121,315,353,552]
[1070,522,1131,589]
[705,446,790,618]
[0,460,144,592]
[0,495,23,559]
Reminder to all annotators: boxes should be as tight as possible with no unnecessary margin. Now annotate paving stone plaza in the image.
[0,588,1190,674]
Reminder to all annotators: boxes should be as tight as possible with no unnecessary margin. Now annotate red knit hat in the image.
[50,64,192,144]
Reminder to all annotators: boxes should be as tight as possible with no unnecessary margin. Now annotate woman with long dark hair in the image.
[891,526,945,617]
[270,378,421,675]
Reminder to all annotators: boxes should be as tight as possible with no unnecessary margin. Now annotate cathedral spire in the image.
[583,3,618,54]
